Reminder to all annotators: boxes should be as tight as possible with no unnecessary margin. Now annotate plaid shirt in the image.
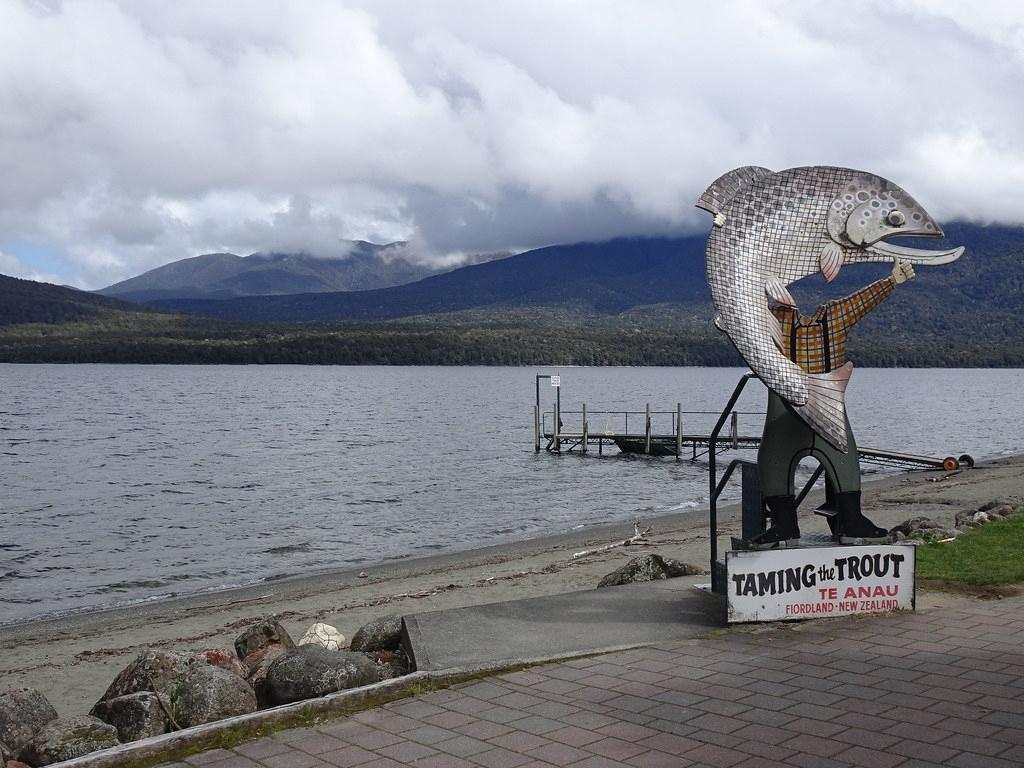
[772,277,895,374]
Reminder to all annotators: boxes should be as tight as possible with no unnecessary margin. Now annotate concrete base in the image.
[401,576,722,671]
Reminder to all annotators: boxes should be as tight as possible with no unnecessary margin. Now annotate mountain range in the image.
[139,222,1021,325]
[98,241,443,303]
[1,222,1022,366]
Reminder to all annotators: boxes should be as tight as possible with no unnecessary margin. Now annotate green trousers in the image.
[757,392,861,498]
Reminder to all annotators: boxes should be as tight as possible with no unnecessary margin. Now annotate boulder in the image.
[662,558,710,577]
[173,665,256,728]
[979,499,1019,514]
[298,623,345,651]
[0,689,58,756]
[890,516,944,537]
[245,644,289,709]
[97,650,193,702]
[90,692,169,742]
[2,739,11,763]
[20,716,119,766]
[368,649,410,681]
[955,509,991,529]
[234,617,295,660]
[597,554,705,588]
[349,614,403,652]
[264,646,379,706]
[193,649,247,679]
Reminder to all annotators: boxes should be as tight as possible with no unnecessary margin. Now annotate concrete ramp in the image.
[401,577,722,671]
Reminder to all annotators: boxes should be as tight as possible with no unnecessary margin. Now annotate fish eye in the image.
[887,210,906,227]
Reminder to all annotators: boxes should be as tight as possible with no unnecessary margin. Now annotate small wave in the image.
[263,543,314,555]
[664,500,700,511]
[97,579,168,593]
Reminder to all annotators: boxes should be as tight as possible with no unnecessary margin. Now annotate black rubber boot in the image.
[750,495,800,550]
[836,491,890,544]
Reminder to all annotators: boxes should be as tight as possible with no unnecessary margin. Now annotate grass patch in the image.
[917,513,1024,586]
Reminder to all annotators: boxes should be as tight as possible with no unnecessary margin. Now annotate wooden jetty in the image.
[533,374,973,472]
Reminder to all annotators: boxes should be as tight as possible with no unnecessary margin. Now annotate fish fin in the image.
[713,313,727,332]
[765,276,796,307]
[819,242,843,283]
[696,166,774,215]
[793,362,853,452]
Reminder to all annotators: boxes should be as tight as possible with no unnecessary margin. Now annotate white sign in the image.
[726,544,915,623]
[550,376,561,387]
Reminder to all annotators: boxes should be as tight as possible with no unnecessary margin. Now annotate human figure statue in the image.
[750,258,916,549]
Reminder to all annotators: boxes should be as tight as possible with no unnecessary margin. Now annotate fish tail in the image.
[796,362,853,452]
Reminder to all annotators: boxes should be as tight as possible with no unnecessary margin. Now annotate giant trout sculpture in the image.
[697,166,963,451]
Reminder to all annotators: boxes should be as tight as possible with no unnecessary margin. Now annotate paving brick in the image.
[680,741,749,767]
[778,733,846,758]
[234,739,292,760]
[470,747,535,768]
[316,745,378,768]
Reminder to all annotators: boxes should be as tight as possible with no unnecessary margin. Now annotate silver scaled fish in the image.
[697,165,963,451]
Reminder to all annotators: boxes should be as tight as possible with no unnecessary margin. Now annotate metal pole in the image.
[644,403,651,455]
[731,411,738,450]
[554,385,561,453]
[582,403,588,454]
[676,402,682,461]
[709,373,757,592]
[534,405,540,453]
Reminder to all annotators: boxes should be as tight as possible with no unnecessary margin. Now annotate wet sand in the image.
[2,455,1021,717]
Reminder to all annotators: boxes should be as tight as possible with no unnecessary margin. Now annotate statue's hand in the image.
[892,258,916,285]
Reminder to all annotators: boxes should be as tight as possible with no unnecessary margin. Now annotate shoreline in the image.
[2,454,1022,717]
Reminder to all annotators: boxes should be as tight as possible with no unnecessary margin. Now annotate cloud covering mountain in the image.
[1,0,1023,288]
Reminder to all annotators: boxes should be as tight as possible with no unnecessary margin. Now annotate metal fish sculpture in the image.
[697,166,963,451]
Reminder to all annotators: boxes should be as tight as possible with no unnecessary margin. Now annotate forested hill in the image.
[146,224,1023,327]
[0,222,1021,366]
[97,242,443,303]
[0,274,153,325]
[148,236,709,321]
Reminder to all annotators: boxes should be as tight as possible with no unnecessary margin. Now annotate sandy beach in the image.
[2,455,1021,718]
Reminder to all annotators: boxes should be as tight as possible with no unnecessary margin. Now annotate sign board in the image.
[550,376,561,387]
[726,544,915,623]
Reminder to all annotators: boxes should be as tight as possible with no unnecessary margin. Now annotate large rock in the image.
[97,650,194,702]
[90,692,169,743]
[173,665,256,728]
[234,617,295,660]
[0,688,58,756]
[264,646,379,706]
[597,554,707,588]
[193,648,247,679]
[245,644,289,709]
[2,739,12,763]
[298,623,345,651]
[20,716,119,766]
[890,516,956,539]
[349,614,403,652]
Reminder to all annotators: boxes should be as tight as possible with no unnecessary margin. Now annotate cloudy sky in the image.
[1,0,1023,288]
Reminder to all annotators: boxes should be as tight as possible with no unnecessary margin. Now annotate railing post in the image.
[731,411,739,449]
[644,403,651,455]
[709,373,757,593]
[534,405,540,453]
[554,394,561,453]
[676,402,682,461]
[582,403,588,454]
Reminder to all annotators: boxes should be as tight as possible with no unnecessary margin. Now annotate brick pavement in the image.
[160,596,1024,768]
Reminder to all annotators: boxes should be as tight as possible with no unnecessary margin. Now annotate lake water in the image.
[2,365,1022,626]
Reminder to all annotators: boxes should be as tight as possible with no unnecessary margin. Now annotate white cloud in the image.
[1,0,1023,287]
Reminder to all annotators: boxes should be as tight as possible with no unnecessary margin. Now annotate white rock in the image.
[298,622,345,651]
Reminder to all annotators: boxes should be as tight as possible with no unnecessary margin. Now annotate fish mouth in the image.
[868,228,964,265]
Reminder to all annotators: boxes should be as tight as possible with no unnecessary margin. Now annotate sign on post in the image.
[550,376,561,387]
[726,545,915,623]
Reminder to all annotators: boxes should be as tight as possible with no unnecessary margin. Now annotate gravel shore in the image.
[2,454,1021,717]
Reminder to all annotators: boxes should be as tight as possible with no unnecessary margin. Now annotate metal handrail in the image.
[708,373,758,590]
